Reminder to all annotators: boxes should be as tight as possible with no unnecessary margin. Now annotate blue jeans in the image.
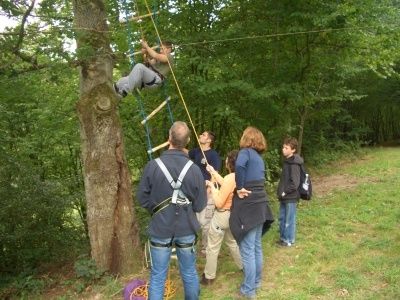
[239,224,263,298]
[149,235,199,300]
[279,202,297,244]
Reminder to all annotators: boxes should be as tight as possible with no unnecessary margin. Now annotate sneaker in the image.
[113,83,127,99]
[235,291,256,299]
[276,240,292,247]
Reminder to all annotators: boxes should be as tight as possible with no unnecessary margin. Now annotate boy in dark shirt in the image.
[277,137,304,247]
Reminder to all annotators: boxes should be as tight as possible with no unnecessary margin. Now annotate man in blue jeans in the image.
[137,121,207,300]
[277,137,303,247]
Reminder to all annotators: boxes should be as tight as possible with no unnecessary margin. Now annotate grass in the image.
[195,147,400,299]
[4,147,400,299]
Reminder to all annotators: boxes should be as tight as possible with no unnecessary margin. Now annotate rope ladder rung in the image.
[147,141,170,154]
[141,96,171,125]
[120,11,159,23]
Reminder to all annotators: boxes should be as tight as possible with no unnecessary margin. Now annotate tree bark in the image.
[297,106,307,156]
[72,0,141,274]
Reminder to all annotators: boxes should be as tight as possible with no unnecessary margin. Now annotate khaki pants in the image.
[204,210,243,279]
[197,196,215,252]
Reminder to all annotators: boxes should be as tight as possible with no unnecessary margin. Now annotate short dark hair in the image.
[161,40,173,51]
[226,150,239,173]
[283,137,298,153]
[169,121,190,149]
[205,131,216,147]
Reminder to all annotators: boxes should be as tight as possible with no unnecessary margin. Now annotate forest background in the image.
[0,0,399,298]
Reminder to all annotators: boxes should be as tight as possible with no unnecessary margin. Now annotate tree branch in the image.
[12,0,38,66]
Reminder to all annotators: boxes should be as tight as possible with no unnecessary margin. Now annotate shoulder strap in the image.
[176,160,194,189]
[155,158,193,188]
[155,158,174,187]
[155,158,193,204]
[288,163,302,188]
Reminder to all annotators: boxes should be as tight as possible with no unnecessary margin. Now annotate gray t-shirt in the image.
[153,53,174,77]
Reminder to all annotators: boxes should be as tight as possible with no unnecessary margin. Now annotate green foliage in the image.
[0,66,86,277]
[0,0,400,291]
[0,273,48,299]
[108,0,400,158]
[74,256,106,283]
[264,148,282,183]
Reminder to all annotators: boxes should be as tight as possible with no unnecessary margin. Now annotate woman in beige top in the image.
[201,150,243,285]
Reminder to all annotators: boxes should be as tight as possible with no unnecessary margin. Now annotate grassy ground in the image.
[190,147,400,300]
[167,147,400,300]
[8,147,400,299]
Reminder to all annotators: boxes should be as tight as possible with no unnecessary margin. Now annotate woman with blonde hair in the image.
[229,126,274,299]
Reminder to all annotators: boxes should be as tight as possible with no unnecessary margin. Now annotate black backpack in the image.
[299,164,312,200]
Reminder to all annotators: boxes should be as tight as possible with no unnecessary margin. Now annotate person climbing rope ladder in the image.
[114,40,174,98]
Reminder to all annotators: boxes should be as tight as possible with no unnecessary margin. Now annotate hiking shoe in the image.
[200,273,215,286]
[113,83,127,99]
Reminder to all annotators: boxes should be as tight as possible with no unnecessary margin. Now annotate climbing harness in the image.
[155,158,193,205]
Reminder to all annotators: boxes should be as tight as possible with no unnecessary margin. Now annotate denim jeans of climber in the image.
[149,234,199,300]
[239,224,263,298]
[279,201,297,245]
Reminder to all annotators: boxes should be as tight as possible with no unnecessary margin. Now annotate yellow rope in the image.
[129,279,176,299]
[142,0,211,166]
[134,3,213,297]
[142,240,177,299]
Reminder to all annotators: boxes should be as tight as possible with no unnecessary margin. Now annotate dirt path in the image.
[312,173,374,197]
[311,155,377,197]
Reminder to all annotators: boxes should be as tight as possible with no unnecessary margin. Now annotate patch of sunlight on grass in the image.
[331,266,365,290]
[260,288,309,300]
[359,237,391,250]
[307,284,329,296]
[383,261,400,285]
[364,255,387,268]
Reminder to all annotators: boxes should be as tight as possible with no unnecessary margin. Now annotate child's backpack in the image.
[299,164,312,200]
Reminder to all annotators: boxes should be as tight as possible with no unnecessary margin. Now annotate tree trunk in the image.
[72,0,141,274]
[297,106,307,156]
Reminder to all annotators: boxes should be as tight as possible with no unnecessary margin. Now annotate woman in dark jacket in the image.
[229,126,274,299]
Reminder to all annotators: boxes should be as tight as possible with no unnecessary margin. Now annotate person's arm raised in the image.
[206,164,224,185]
[141,40,170,63]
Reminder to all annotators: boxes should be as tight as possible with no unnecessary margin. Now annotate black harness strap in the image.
[149,236,197,248]
[175,236,197,248]
[150,240,173,248]
[149,65,165,81]
[151,197,172,216]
